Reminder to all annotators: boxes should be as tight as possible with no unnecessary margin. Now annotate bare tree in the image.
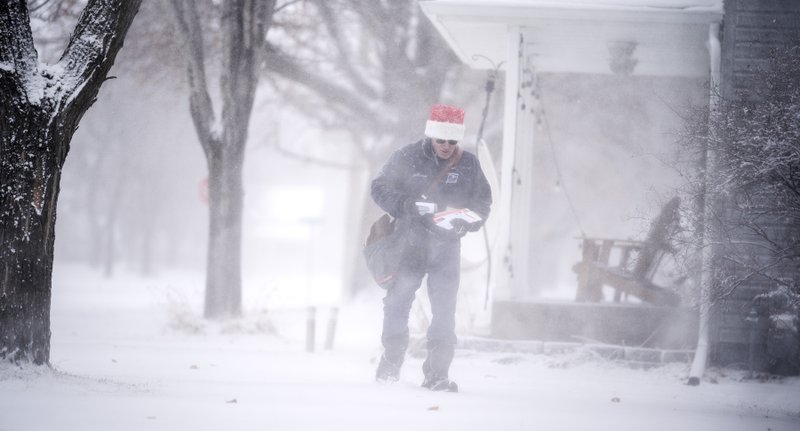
[265,0,458,159]
[169,0,276,318]
[0,0,142,364]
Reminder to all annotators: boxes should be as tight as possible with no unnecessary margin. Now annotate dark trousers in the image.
[381,227,461,380]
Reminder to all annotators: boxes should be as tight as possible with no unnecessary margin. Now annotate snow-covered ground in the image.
[2,264,799,431]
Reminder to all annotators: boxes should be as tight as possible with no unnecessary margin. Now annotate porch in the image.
[421,0,722,355]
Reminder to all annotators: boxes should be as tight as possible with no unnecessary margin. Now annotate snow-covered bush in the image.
[678,42,800,300]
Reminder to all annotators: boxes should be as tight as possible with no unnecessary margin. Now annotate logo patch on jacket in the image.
[446,172,459,184]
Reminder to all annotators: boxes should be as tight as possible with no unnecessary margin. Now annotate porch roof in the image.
[419,0,723,76]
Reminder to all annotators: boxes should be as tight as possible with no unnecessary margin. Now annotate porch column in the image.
[493,26,536,300]
[689,21,722,385]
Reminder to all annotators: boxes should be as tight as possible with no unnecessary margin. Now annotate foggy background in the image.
[43,1,707,314]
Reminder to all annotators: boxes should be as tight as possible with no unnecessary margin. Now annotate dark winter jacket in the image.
[371,139,492,238]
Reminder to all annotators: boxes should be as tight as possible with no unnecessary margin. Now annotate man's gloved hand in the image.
[451,219,483,237]
[404,197,436,216]
[450,219,472,237]
[467,220,483,232]
[403,198,419,216]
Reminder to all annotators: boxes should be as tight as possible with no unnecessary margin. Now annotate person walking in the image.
[370,103,492,392]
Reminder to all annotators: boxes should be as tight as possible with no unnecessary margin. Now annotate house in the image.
[420,0,799,372]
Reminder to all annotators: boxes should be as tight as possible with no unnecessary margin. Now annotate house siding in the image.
[721,0,800,96]
[713,0,800,371]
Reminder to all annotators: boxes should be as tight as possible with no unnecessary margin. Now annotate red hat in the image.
[425,104,465,141]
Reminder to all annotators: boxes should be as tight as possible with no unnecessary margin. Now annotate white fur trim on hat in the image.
[425,120,465,141]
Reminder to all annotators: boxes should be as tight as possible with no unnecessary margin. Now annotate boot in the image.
[421,354,457,392]
[375,354,402,383]
[421,377,458,392]
[421,342,456,391]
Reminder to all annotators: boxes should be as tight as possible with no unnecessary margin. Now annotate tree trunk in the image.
[340,166,372,298]
[0,108,67,364]
[0,0,142,364]
[169,0,274,319]
[204,147,245,318]
[102,168,126,278]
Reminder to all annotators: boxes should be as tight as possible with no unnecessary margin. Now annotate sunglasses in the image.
[434,139,459,146]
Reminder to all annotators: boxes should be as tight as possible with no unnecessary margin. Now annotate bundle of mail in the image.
[432,208,482,230]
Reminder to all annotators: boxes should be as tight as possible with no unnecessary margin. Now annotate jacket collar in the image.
[420,137,443,166]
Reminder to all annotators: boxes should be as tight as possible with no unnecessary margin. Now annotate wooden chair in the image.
[572,197,682,306]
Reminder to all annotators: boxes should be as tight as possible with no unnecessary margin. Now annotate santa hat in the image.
[424,104,465,141]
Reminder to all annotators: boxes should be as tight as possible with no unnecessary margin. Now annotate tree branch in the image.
[0,1,36,68]
[263,42,392,132]
[312,0,378,99]
[168,0,218,157]
[0,0,39,105]
[273,140,363,171]
[59,0,142,113]
[219,0,275,151]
